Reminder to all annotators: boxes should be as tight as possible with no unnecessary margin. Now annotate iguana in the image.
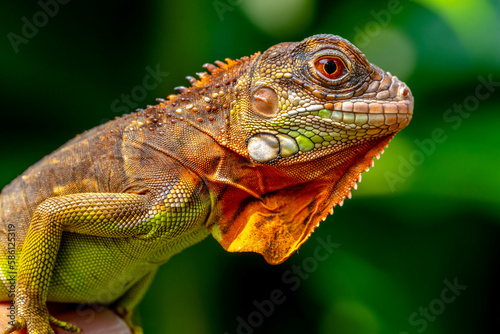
[0,34,413,333]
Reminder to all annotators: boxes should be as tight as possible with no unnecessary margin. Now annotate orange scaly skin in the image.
[0,34,413,333]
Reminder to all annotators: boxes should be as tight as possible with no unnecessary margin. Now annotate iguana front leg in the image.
[5,192,153,334]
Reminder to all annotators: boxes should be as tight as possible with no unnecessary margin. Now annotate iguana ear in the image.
[208,180,335,265]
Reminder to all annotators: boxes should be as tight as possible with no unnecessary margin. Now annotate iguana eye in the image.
[314,57,346,80]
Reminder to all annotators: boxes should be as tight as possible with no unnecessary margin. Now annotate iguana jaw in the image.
[208,134,394,265]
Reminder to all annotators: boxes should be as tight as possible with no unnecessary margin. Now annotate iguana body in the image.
[0,34,413,333]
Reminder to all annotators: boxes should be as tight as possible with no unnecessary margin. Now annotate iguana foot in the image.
[3,318,25,334]
[49,315,81,333]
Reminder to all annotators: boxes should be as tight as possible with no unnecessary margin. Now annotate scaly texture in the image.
[0,34,413,333]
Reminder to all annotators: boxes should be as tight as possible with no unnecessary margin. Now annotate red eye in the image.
[314,57,345,80]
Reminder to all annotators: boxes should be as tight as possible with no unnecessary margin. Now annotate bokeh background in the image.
[1,0,499,333]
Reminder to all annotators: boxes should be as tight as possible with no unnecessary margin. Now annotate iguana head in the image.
[204,34,413,264]
[161,34,413,264]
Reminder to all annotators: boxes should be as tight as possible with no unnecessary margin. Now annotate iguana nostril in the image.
[398,83,411,99]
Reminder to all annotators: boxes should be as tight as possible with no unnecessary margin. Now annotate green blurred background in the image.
[1,0,499,333]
